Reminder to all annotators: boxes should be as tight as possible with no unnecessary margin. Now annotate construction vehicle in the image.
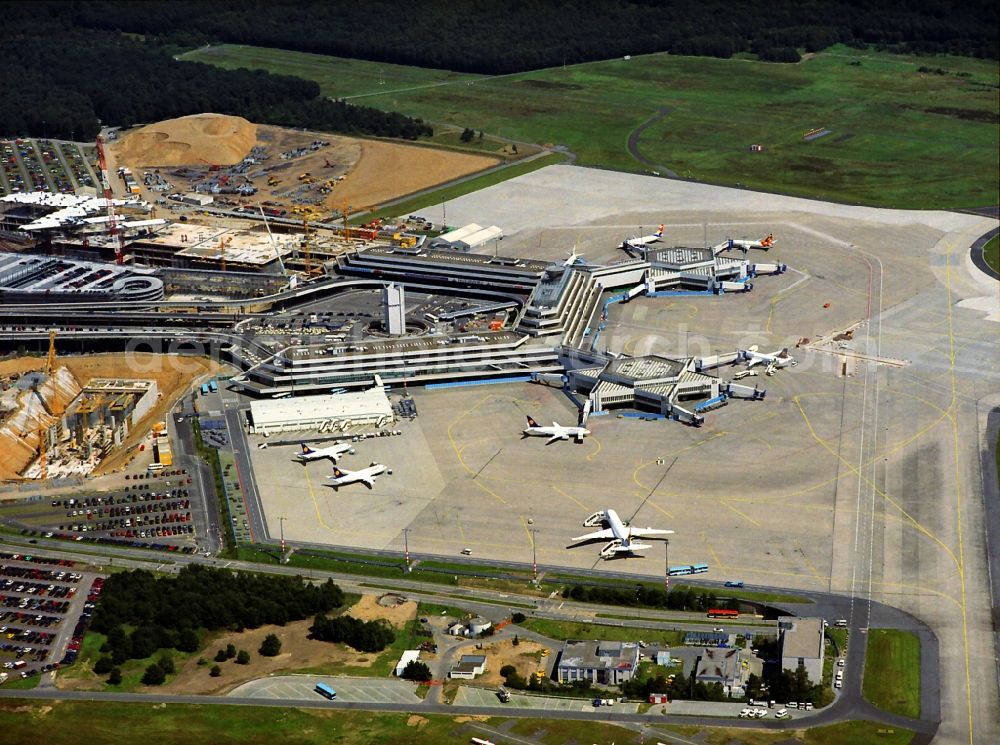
[297,172,312,182]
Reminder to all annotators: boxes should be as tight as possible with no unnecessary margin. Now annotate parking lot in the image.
[455,685,642,713]
[0,138,98,196]
[0,552,103,683]
[0,471,199,554]
[229,675,423,704]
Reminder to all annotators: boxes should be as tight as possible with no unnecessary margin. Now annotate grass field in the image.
[182,43,999,209]
[0,698,915,745]
[519,617,685,646]
[984,234,1000,274]
[863,629,921,718]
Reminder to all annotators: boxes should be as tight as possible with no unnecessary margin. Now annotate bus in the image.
[209,380,218,393]
[200,383,209,396]
[707,608,740,619]
[667,563,710,576]
[314,682,337,700]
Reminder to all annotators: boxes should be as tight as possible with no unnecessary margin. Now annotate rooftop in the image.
[778,617,825,660]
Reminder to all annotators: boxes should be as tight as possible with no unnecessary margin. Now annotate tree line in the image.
[49,0,1000,75]
[90,565,345,664]
[0,10,432,141]
[310,613,396,653]
[562,583,739,612]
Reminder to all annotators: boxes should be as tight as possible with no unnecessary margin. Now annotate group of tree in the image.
[400,659,432,682]
[37,0,999,77]
[562,583,737,613]
[498,664,591,697]
[0,8,432,141]
[89,566,345,666]
[310,613,395,653]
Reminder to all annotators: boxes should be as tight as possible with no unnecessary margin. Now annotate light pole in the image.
[664,539,670,594]
[530,528,539,584]
[277,515,287,564]
[403,527,411,573]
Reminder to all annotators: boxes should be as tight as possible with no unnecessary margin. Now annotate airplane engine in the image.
[583,511,608,527]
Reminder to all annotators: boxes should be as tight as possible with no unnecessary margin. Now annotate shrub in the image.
[210,665,222,677]
[93,656,114,675]
[259,634,282,657]
[107,668,122,685]
[214,649,228,662]
[141,663,166,686]
[236,649,251,665]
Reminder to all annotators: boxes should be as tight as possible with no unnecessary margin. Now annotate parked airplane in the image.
[621,224,665,250]
[327,462,387,490]
[740,345,796,370]
[295,442,355,463]
[522,415,590,444]
[727,233,774,251]
[569,508,673,560]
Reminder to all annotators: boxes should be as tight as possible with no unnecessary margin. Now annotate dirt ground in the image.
[327,139,499,209]
[0,353,225,480]
[111,113,499,214]
[452,638,546,687]
[113,114,257,167]
[346,593,417,629]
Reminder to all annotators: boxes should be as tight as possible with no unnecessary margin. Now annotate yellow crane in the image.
[45,329,57,375]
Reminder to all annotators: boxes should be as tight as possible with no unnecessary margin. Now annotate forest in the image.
[90,566,346,663]
[65,0,999,73]
[0,10,432,141]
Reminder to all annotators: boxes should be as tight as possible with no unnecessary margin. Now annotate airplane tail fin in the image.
[526,415,539,428]
[656,224,664,236]
[332,467,345,478]
[301,444,312,454]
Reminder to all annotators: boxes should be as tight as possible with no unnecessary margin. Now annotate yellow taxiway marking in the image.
[303,465,335,532]
[722,500,761,528]
[585,435,602,461]
[552,485,592,514]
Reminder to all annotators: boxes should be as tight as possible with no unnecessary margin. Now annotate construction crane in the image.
[45,329,57,375]
[217,235,233,272]
[300,208,324,276]
[95,136,124,265]
[338,201,353,241]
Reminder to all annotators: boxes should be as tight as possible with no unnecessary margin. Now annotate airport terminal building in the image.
[247,377,393,434]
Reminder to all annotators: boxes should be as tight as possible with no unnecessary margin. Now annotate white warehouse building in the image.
[247,376,393,435]
[431,222,503,251]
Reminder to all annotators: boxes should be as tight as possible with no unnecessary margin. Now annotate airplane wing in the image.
[746,356,762,369]
[361,476,375,489]
[572,528,615,542]
[545,433,568,445]
[628,528,674,538]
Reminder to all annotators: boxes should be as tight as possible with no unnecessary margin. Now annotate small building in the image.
[394,649,421,677]
[695,646,758,697]
[431,222,503,251]
[180,193,214,206]
[778,616,825,684]
[449,654,487,679]
[557,639,640,686]
[446,617,492,637]
[655,650,672,666]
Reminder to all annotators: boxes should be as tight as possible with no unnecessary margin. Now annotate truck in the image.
[496,686,511,703]
[724,580,745,588]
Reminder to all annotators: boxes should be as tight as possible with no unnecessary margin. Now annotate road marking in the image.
[722,500,760,528]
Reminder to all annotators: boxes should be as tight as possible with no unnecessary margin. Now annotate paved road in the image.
[625,108,678,178]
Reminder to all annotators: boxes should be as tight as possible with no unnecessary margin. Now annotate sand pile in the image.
[113,113,258,167]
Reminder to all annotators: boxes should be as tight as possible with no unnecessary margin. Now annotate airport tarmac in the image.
[247,167,997,743]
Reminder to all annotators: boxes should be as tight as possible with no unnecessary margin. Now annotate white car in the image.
[837,658,845,667]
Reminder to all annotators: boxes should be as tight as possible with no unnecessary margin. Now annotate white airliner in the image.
[622,224,665,250]
[570,508,673,560]
[295,442,355,463]
[522,416,590,444]
[727,233,774,251]
[740,345,797,370]
[327,462,388,490]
